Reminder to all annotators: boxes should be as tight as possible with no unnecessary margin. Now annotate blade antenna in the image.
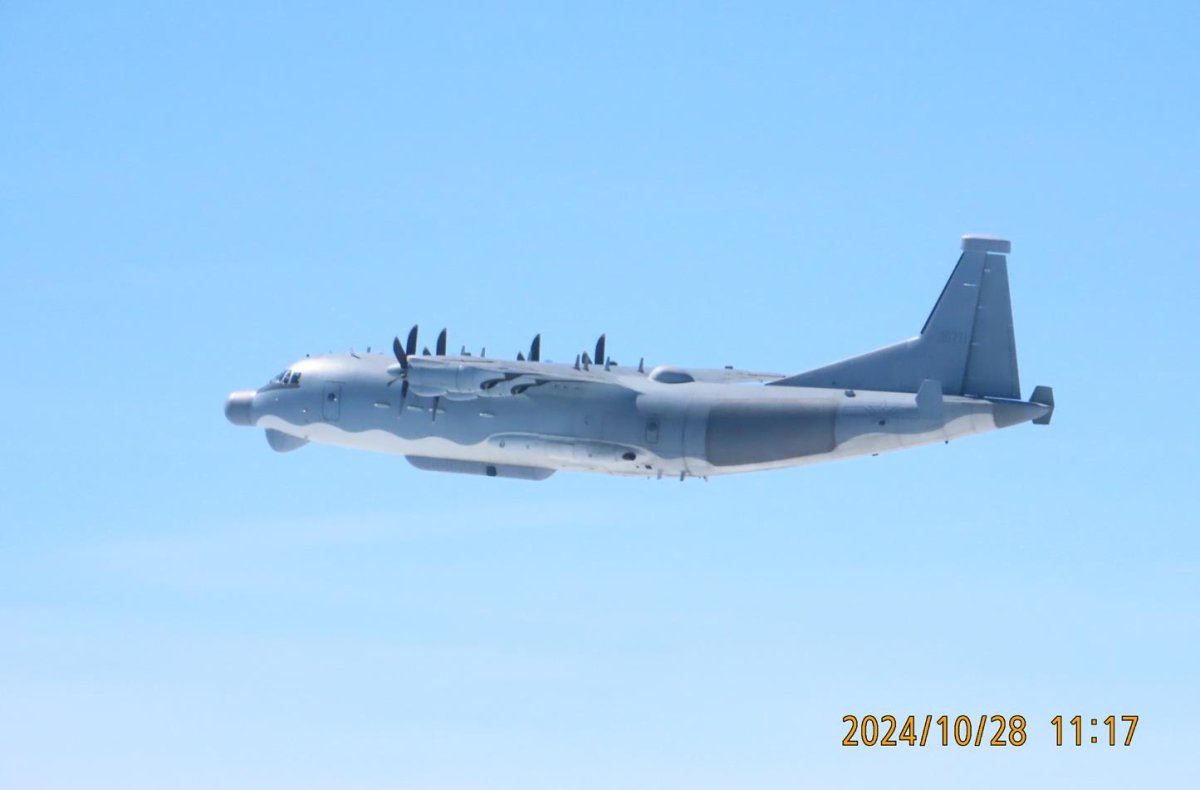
[406,325,419,357]
[594,335,606,369]
[530,334,541,362]
[436,328,448,356]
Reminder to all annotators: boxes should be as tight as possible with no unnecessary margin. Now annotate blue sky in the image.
[2,2,1197,787]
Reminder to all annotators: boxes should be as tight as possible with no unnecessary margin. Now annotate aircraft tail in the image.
[771,236,1022,398]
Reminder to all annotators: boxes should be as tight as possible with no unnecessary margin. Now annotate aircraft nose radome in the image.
[224,390,256,426]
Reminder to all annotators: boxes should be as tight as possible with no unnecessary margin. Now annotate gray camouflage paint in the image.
[225,236,1053,480]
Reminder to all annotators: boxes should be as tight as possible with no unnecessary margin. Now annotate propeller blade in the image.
[595,334,606,367]
[406,325,419,357]
[401,380,409,398]
[392,336,408,369]
[436,328,448,356]
[530,334,541,362]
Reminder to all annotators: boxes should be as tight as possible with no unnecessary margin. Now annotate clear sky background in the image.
[2,2,1198,788]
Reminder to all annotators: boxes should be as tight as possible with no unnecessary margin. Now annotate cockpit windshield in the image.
[267,369,302,388]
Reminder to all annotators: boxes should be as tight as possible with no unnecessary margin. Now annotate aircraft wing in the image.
[457,359,786,388]
[399,355,634,398]
[391,328,784,399]
[673,367,788,384]
[474,360,622,395]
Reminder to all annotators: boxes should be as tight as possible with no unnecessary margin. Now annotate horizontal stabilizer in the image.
[1030,385,1055,425]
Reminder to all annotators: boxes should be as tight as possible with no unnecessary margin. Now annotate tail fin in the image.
[771,235,1021,398]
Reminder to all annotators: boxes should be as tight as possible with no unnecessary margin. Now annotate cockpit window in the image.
[267,369,302,388]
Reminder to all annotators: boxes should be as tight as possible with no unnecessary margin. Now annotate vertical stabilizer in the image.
[771,235,1022,398]
[959,237,1020,398]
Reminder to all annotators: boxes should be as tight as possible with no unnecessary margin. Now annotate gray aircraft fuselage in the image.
[225,236,1053,480]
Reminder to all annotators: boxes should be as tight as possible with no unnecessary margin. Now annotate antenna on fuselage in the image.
[436,328,448,356]
[530,334,541,362]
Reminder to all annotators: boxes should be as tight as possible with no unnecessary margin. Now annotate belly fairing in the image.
[703,400,838,467]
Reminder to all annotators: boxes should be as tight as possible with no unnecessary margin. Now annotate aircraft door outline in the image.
[322,382,342,421]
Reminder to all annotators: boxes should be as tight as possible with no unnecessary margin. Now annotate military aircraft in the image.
[225,235,1053,480]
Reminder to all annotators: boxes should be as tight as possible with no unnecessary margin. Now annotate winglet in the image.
[1031,385,1054,425]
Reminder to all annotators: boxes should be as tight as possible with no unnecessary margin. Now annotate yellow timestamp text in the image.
[841,714,1139,747]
